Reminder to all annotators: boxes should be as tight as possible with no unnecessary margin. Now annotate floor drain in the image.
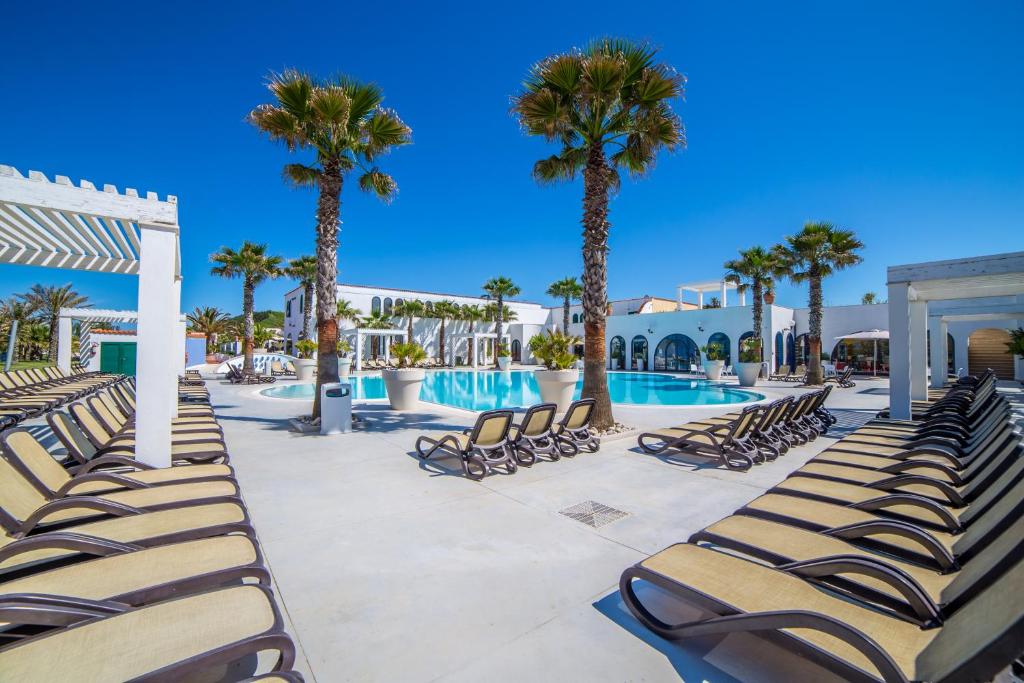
[559,500,630,528]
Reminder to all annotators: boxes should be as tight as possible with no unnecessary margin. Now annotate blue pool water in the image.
[261,371,762,411]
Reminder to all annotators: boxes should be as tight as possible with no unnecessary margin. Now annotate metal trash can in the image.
[320,382,352,435]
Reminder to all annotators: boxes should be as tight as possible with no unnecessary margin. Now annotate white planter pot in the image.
[703,360,725,381]
[381,368,425,410]
[497,356,511,372]
[338,357,352,381]
[293,358,317,381]
[634,358,646,371]
[534,368,579,412]
[736,362,761,387]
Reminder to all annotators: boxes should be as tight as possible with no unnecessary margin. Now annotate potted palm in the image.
[293,339,318,381]
[736,337,762,387]
[496,343,512,371]
[700,342,726,380]
[337,339,352,381]
[381,341,427,410]
[530,331,580,411]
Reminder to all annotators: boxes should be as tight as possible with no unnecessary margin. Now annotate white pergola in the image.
[449,332,510,368]
[345,328,406,371]
[887,251,1024,420]
[0,165,182,467]
[676,279,744,310]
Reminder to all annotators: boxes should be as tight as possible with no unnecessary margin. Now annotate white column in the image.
[928,317,948,388]
[888,282,912,420]
[720,281,728,308]
[135,225,177,468]
[355,333,363,372]
[57,315,73,372]
[740,291,746,306]
[676,286,683,311]
[697,290,704,309]
[910,301,928,401]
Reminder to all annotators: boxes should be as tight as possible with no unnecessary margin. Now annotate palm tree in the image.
[210,242,283,374]
[360,311,391,359]
[392,299,425,344]
[23,322,50,361]
[285,255,317,340]
[431,300,459,366]
[250,71,412,418]
[0,297,38,365]
[512,39,685,429]
[773,222,864,385]
[20,284,88,361]
[723,246,782,361]
[459,304,484,366]
[336,299,362,330]
[482,277,520,368]
[253,323,275,350]
[186,306,233,353]
[546,277,582,333]
[861,292,878,305]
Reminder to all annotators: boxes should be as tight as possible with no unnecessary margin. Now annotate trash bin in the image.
[320,382,352,435]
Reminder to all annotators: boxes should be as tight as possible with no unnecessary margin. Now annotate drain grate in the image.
[559,500,630,528]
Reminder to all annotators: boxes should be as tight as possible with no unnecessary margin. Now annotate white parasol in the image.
[834,329,888,376]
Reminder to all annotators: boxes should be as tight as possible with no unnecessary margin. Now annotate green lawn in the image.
[7,360,55,371]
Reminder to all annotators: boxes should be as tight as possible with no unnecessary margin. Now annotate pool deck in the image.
[211,372,892,682]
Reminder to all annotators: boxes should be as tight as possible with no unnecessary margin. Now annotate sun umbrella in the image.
[834,329,889,376]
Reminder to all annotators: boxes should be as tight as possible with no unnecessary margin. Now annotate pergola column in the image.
[928,316,948,388]
[887,282,912,420]
[354,334,363,372]
[910,301,928,401]
[720,281,728,307]
[57,315,73,372]
[134,224,178,468]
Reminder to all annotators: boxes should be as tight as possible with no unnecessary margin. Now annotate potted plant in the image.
[611,344,624,370]
[293,339,318,381]
[337,339,352,381]
[529,331,580,411]
[381,341,427,410]
[700,342,726,380]
[496,343,512,371]
[736,337,762,387]
[763,287,776,305]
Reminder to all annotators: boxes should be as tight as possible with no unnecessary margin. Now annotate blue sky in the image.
[2,1,1022,316]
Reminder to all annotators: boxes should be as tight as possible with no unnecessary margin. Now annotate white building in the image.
[283,278,1023,380]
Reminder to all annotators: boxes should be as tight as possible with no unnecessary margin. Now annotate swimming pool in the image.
[261,370,763,411]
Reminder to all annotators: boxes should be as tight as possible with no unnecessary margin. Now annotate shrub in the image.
[1007,328,1024,359]
[496,343,511,357]
[389,341,427,369]
[337,339,352,355]
[738,337,762,364]
[295,339,317,359]
[529,331,580,370]
[700,342,725,361]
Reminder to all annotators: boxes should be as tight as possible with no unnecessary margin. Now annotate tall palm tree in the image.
[482,277,520,368]
[250,71,412,417]
[459,304,484,366]
[20,284,88,361]
[512,39,685,429]
[723,246,782,362]
[360,311,391,359]
[285,255,317,340]
[186,306,233,353]
[547,277,582,333]
[210,242,283,373]
[1,297,38,365]
[773,222,864,385]
[431,300,459,366]
[392,299,425,345]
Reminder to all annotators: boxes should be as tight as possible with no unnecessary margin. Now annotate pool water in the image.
[261,370,762,411]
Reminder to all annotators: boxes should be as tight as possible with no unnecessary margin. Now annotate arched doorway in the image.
[511,339,521,362]
[786,333,796,371]
[707,332,731,367]
[968,328,1014,379]
[774,332,784,370]
[794,334,810,367]
[631,335,648,370]
[654,334,699,371]
[610,336,626,370]
[738,331,761,361]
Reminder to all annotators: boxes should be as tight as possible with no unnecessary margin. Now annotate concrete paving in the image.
[209,373,892,682]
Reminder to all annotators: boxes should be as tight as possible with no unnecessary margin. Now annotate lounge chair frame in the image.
[638,404,763,471]
[415,409,517,480]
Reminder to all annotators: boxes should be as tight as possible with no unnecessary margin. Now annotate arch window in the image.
[738,331,761,362]
[654,334,699,371]
[383,297,393,315]
[371,296,382,315]
[610,336,626,369]
[395,298,404,307]
[706,332,731,367]
[511,339,522,361]
[631,335,648,370]
[786,333,796,371]
[774,332,784,370]
[571,313,580,324]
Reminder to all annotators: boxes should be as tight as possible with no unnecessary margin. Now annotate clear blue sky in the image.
[2,1,1022,316]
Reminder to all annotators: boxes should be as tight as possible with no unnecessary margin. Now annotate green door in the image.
[99,342,137,375]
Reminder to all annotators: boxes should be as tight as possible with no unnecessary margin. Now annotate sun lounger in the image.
[638,404,763,470]
[552,398,600,454]
[0,585,296,681]
[769,367,792,381]
[825,366,856,387]
[415,409,517,479]
[508,403,562,465]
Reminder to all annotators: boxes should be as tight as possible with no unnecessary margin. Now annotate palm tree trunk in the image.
[751,282,764,371]
[562,297,570,334]
[301,283,314,340]
[312,160,342,418]
[467,322,475,366]
[439,318,446,365]
[806,274,824,385]
[48,315,59,362]
[243,279,255,373]
[407,318,414,345]
[581,146,614,429]
[494,298,503,368]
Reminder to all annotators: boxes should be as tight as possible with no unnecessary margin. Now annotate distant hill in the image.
[229,310,284,328]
